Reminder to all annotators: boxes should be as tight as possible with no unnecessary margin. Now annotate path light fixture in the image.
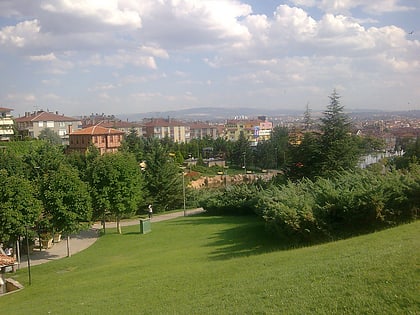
[25,225,32,285]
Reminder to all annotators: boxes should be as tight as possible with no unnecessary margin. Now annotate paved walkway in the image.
[17,208,205,268]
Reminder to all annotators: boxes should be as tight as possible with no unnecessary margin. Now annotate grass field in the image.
[1,215,419,314]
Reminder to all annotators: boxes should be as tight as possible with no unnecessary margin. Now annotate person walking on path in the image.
[148,204,153,219]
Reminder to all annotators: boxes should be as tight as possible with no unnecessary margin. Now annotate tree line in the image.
[196,90,420,242]
[1,90,418,248]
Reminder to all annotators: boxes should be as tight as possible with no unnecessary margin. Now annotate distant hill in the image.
[116,107,304,122]
[116,107,420,122]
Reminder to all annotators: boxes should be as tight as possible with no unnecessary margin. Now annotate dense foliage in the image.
[89,152,144,234]
[198,184,261,215]
[0,170,43,244]
[289,90,361,179]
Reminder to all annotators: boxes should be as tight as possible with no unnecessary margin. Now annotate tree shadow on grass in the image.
[167,215,295,261]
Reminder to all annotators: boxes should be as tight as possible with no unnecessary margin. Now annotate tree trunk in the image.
[66,235,71,257]
[117,215,122,234]
[102,213,106,234]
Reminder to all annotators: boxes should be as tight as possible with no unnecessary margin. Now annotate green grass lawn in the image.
[1,216,419,314]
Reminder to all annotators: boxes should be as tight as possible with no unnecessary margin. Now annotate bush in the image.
[256,180,323,242]
[256,170,419,242]
[198,184,260,215]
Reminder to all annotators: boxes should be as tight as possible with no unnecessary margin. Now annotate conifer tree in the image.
[319,89,360,175]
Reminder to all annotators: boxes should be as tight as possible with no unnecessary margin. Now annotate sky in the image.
[0,0,419,117]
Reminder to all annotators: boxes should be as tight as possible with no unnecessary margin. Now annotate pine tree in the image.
[319,90,360,175]
[143,138,183,211]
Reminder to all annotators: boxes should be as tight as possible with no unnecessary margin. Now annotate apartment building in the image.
[14,111,81,145]
[223,116,273,146]
[143,118,190,143]
[67,125,124,155]
[0,107,14,141]
[188,122,219,140]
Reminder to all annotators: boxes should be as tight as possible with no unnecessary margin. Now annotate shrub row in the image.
[257,167,419,241]
[198,184,261,215]
[198,165,419,242]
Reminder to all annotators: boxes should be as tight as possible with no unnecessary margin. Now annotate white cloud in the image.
[139,45,169,59]
[29,53,57,61]
[103,50,157,69]
[43,93,61,100]
[0,19,40,48]
[88,83,118,92]
[0,0,419,115]
[289,0,415,14]
[40,0,142,29]
[6,93,36,102]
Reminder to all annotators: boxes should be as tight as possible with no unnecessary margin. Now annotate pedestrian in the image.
[4,247,12,256]
[148,204,153,219]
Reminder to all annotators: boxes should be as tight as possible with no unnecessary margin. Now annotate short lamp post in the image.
[25,225,32,286]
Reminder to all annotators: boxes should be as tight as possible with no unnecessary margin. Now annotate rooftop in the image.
[70,125,125,135]
[14,111,79,122]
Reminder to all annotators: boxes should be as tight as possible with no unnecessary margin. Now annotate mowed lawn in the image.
[1,215,419,314]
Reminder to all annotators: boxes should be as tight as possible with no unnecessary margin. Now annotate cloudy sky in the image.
[0,0,419,117]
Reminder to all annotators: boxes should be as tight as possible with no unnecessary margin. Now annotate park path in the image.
[17,208,205,268]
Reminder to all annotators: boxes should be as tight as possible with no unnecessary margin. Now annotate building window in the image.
[47,121,54,128]
[38,121,44,127]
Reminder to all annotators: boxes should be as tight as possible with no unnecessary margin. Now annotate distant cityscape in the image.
[1,106,419,154]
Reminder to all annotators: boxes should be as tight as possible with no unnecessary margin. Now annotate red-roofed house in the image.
[67,125,125,155]
[85,120,144,137]
[14,111,81,144]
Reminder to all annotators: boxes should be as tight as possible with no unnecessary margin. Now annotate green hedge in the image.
[199,166,419,242]
[258,168,419,241]
[198,184,260,215]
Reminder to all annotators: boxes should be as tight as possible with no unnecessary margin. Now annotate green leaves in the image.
[40,164,92,234]
[256,169,419,242]
[89,152,144,228]
[0,170,42,243]
[289,90,361,180]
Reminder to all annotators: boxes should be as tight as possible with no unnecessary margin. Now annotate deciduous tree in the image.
[0,170,42,245]
[40,164,92,255]
[89,152,144,234]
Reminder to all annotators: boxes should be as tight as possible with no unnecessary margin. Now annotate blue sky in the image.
[0,0,419,117]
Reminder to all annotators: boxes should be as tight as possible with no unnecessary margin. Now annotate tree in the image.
[120,128,145,162]
[231,131,251,170]
[89,152,144,234]
[271,126,289,169]
[254,127,290,171]
[40,164,92,255]
[287,90,360,180]
[289,131,323,180]
[0,148,27,177]
[0,170,42,246]
[23,141,66,181]
[143,138,183,211]
[38,128,63,145]
[319,90,360,176]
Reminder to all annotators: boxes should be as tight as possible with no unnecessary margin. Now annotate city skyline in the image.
[0,0,419,117]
